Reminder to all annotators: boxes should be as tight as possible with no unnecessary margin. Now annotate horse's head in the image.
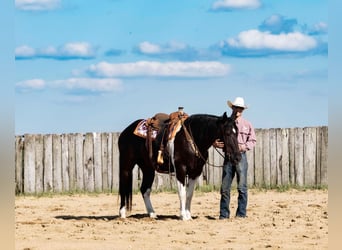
[218,112,241,165]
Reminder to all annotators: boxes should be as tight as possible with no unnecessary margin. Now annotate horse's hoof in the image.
[119,207,126,219]
[180,213,192,221]
[149,212,158,219]
[180,216,192,221]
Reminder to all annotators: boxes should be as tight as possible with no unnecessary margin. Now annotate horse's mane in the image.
[188,114,218,119]
[185,114,219,125]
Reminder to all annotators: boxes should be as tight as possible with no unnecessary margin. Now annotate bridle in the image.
[181,120,226,168]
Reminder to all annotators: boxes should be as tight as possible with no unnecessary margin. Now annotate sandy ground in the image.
[15,189,328,250]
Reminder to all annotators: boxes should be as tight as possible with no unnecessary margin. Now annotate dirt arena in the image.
[15,189,328,250]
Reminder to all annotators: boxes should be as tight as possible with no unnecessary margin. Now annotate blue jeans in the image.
[219,152,248,218]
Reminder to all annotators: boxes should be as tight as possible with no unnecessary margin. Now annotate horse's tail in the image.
[118,128,136,213]
[118,151,134,212]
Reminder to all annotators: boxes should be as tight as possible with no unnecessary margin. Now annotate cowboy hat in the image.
[227,97,248,109]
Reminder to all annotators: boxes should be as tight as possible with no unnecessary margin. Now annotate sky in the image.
[14,0,328,135]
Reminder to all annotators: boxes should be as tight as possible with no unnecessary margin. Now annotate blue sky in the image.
[14,0,328,135]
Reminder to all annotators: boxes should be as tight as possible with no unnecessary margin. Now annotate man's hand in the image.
[213,139,224,148]
[239,144,247,152]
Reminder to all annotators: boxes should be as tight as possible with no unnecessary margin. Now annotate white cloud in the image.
[15,0,61,11]
[227,29,317,51]
[16,78,123,93]
[60,42,95,57]
[88,61,231,78]
[51,78,123,92]
[138,42,161,54]
[15,45,36,57]
[15,42,96,60]
[16,79,46,90]
[212,0,261,10]
[138,41,187,54]
[310,22,328,34]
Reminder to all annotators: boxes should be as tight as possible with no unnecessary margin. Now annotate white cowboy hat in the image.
[227,97,248,109]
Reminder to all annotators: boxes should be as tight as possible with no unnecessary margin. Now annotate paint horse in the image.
[118,111,241,220]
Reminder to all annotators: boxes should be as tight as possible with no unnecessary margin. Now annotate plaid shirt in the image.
[235,117,256,151]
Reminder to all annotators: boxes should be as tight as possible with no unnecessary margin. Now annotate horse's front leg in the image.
[176,177,196,221]
[140,168,157,218]
[185,178,197,219]
[176,179,188,220]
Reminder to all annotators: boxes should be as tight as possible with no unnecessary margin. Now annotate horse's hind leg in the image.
[140,166,157,218]
[119,154,135,219]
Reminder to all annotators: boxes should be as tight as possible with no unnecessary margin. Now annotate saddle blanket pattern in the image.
[133,119,183,140]
[133,120,158,139]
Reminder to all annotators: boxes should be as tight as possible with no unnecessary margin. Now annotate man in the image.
[213,97,256,219]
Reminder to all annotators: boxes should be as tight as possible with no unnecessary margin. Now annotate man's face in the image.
[232,106,244,118]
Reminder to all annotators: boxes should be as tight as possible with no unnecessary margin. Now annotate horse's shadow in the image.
[55,214,214,221]
[55,215,119,221]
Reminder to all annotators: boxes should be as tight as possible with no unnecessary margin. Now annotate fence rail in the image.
[15,126,328,194]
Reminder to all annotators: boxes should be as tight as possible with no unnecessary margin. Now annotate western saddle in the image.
[144,107,189,171]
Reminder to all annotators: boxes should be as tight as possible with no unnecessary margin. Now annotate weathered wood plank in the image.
[319,126,328,186]
[205,146,214,186]
[101,133,109,191]
[61,134,69,192]
[281,129,290,186]
[75,133,84,191]
[93,132,102,192]
[52,134,62,192]
[112,133,120,192]
[35,134,44,194]
[276,128,282,185]
[83,133,95,192]
[43,134,53,192]
[262,129,270,187]
[15,136,24,194]
[269,128,277,186]
[68,134,76,192]
[246,148,254,187]
[288,128,296,185]
[24,134,35,193]
[304,127,317,186]
[132,166,140,191]
[254,129,263,186]
[107,133,113,191]
[212,147,224,188]
[294,128,304,186]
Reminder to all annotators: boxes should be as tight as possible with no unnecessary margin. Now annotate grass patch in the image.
[15,184,327,198]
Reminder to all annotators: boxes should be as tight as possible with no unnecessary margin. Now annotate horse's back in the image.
[118,119,145,156]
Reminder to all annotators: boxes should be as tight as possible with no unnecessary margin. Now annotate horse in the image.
[118,112,241,220]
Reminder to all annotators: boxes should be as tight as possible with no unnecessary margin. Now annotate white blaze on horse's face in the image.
[232,128,236,134]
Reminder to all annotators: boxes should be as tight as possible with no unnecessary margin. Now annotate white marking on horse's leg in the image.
[167,140,175,167]
[119,206,126,218]
[142,188,157,218]
[185,178,197,220]
[168,139,190,220]
[176,179,189,220]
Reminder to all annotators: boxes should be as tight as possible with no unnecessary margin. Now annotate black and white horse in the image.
[118,112,241,220]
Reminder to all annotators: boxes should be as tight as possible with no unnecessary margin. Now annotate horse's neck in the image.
[188,121,218,152]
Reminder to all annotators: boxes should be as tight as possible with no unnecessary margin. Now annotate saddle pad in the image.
[133,120,158,139]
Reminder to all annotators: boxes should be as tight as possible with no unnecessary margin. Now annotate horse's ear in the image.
[223,112,228,119]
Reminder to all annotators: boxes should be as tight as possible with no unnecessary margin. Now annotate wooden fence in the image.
[15,126,328,194]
